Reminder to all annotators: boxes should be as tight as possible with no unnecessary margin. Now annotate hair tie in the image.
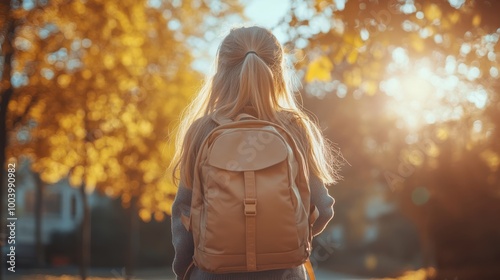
[245,51,258,58]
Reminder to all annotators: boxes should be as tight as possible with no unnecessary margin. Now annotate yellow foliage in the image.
[362,80,377,96]
[346,50,358,65]
[69,168,83,186]
[4,0,243,220]
[371,44,385,60]
[424,3,442,22]
[57,74,71,88]
[154,211,164,221]
[480,150,499,172]
[103,54,115,69]
[410,33,425,52]
[472,14,481,27]
[435,127,449,141]
[72,1,86,15]
[382,267,436,280]
[305,56,333,82]
[82,69,92,79]
[8,100,18,112]
[139,208,152,222]
[344,68,362,87]
[448,11,460,24]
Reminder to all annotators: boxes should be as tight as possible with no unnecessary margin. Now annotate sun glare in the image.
[381,47,491,132]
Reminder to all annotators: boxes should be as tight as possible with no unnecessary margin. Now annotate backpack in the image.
[181,112,319,278]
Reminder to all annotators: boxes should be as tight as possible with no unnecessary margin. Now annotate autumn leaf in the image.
[424,3,442,22]
[305,55,333,82]
[472,14,481,27]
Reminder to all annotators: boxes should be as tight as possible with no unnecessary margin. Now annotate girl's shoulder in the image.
[184,115,219,147]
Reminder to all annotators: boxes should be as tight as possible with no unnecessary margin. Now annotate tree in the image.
[2,0,241,278]
[281,0,500,278]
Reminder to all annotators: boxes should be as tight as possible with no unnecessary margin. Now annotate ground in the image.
[6,267,372,280]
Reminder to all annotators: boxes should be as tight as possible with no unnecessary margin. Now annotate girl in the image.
[170,26,341,280]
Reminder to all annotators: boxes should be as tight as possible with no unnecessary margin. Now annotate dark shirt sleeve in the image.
[309,173,335,236]
[171,181,194,280]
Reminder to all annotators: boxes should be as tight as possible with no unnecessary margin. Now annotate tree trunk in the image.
[78,183,90,280]
[34,172,45,267]
[125,196,139,280]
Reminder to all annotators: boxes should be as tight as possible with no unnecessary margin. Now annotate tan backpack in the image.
[181,112,318,278]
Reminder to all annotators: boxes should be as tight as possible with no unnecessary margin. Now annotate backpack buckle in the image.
[244,199,257,216]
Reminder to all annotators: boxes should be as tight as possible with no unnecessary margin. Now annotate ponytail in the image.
[228,52,277,121]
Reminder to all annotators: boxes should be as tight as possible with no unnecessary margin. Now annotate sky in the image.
[243,0,290,41]
[190,0,291,73]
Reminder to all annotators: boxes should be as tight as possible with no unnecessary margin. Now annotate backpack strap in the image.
[182,261,195,280]
[305,258,316,280]
[211,110,258,125]
[181,213,191,231]
[309,205,319,226]
[243,171,258,271]
[234,113,257,121]
[211,113,232,125]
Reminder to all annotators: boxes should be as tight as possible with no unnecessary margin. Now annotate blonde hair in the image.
[171,26,341,187]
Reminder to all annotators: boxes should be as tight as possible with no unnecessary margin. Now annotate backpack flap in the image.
[207,129,288,171]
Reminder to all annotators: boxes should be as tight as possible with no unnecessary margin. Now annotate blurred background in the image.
[1,0,500,279]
